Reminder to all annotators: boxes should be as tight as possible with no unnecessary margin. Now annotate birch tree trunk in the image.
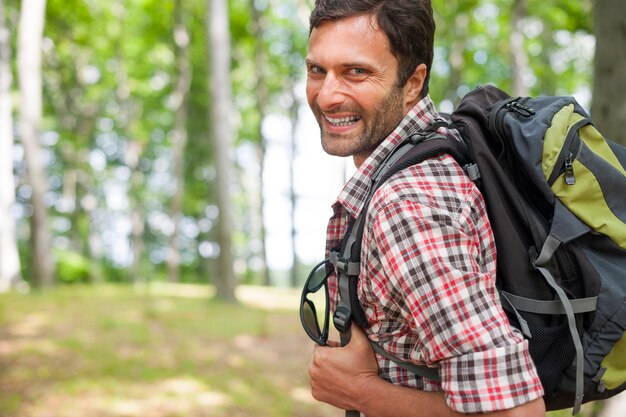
[167,0,192,283]
[208,0,236,301]
[592,0,626,145]
[0,0,22,292]
[17,0,55,289]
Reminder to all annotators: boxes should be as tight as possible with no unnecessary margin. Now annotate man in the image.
[304,1,546,416]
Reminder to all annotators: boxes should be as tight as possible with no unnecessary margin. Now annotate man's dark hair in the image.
[309,0,435,96]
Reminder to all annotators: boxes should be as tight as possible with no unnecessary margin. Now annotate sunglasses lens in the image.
[307,260,329,292]
[302,299,321,340]
[300,259,330,345]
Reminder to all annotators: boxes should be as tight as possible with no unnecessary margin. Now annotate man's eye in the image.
[349,68,367,76]
[308,65,325,75]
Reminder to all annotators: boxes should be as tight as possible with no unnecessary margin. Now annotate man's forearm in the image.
[356,376,545,417]
[356,376,460,417]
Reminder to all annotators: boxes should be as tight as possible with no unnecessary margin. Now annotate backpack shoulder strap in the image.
[330,127,473,344]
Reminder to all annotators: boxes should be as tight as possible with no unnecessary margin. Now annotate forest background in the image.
[0,0,625,416]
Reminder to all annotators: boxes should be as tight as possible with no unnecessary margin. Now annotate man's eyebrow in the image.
[341,61,374,69]
[305,58,374,69]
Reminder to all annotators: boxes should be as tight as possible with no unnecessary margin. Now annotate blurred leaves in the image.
[4,0,595,286]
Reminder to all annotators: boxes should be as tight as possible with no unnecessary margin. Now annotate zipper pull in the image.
[565,154,576,185]
[505,99,536,117]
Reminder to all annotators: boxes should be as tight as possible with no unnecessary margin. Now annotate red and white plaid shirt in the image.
[325,96,543,413]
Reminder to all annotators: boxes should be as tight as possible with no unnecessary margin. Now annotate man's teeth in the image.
[325,115,360,126]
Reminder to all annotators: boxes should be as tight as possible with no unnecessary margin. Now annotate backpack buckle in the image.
[335,258,348,273]
[333,305,352,334]
[332,256,360,277]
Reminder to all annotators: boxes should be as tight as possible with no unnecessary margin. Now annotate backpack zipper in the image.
[547,118,589,186]
[491,97,551,243]
[491,97,535,154]
[504,98,535,117]
[555,245,578,283]
[564,152,577,185]
[491,97,538,192]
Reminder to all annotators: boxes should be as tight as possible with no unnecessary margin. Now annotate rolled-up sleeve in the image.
[440,341,543,413]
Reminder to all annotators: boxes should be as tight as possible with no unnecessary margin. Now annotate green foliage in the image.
[55,250,92,284]
[431,0,593,106]
[230,0,308,146]
[101,263,128,283]
[8,0,599,286]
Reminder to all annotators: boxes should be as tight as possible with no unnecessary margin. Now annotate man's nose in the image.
[317,74,346,110]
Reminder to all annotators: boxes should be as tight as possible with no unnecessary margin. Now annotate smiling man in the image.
[306,10,421,168]
[303,1,546,416]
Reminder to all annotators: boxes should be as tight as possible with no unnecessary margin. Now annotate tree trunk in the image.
[17,0,54,289]
[126,141,145,283]
[208,0,237,302]
[249,0,271,286]
[167,0,192,283]
[592,0,626,145]
[0,0,22,292]
[510,0,529,96]
[444,12,467,105]
[256,144,269,285]
[288,81,300,288]
[111,1,145,283]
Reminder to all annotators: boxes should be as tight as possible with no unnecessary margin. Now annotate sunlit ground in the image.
[0,284,336,417]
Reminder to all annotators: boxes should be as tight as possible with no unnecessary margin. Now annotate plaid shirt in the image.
[325,96,543,413]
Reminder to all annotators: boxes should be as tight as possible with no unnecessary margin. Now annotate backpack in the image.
[330,85,626,415]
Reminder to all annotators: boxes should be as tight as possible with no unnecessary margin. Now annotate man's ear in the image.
[403,64,427,109]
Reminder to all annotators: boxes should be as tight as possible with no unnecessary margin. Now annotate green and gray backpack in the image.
[331,85,626,415]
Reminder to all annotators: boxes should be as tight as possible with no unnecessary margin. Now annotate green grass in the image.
[0,284,335,417]
[0,284,612,417]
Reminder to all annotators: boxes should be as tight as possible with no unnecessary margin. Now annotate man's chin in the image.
[321,144,353,158]
[321,135,357,157]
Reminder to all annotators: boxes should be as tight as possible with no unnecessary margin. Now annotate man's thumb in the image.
[347,324,368,348]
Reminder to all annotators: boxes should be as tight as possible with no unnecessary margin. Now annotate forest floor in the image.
[0,283,337,417]
[0,283,622,417]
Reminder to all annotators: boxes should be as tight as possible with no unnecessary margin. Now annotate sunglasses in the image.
[300,259,331,346]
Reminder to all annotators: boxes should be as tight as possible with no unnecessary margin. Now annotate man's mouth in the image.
[324,115,361,127]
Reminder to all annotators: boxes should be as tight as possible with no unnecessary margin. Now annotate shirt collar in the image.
[335,95,440,218]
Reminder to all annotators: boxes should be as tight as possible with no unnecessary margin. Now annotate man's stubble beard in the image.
[317,86,405,159]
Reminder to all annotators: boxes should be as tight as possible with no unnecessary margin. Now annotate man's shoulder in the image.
[371,153,475,208]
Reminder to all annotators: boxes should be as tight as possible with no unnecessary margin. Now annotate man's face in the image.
[306,15,410,167]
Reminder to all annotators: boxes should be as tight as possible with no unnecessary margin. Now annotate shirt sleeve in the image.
[368,190,544,413]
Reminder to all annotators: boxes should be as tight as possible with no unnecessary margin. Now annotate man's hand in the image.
[308,325,379,411]
[307,325,546,417]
